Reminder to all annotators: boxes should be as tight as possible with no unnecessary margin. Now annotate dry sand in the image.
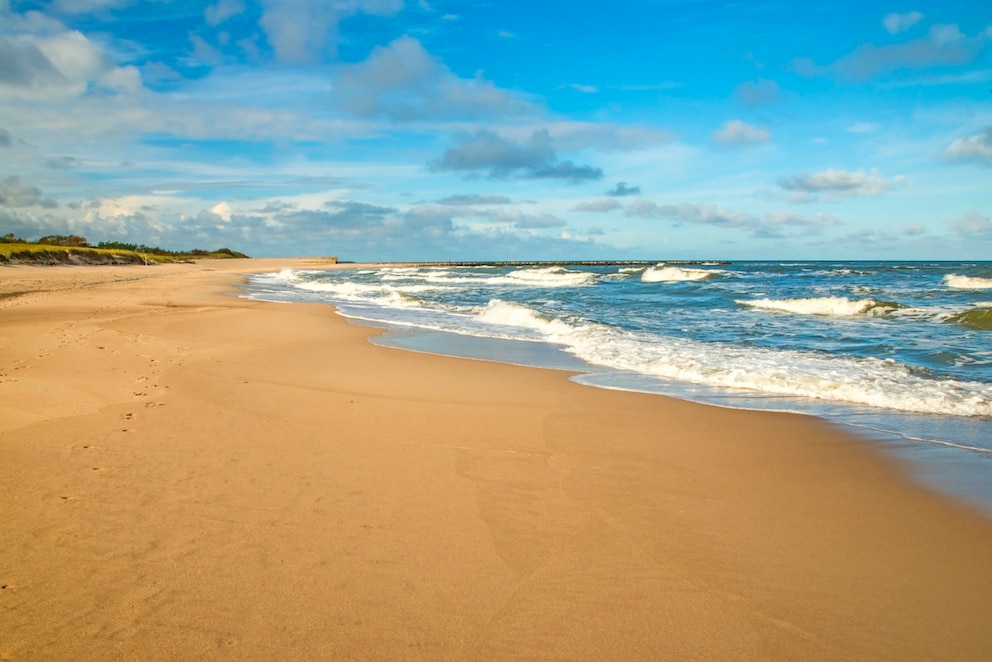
[2,259,991,661]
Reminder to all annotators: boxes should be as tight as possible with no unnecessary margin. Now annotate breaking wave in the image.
[738,296,900,317]
[944,274,992,290]
[642,265,720,282]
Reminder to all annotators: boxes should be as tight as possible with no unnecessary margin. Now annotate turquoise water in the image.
[244,261,992,513]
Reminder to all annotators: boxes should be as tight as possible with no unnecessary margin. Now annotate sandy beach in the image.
[2,260,991,661]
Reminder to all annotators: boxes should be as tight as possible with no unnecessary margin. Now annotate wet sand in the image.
[2,260,991,660]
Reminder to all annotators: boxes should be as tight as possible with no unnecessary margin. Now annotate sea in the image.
[243,260,992,515]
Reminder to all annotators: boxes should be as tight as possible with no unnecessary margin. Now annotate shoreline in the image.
[3,259,992,659]
[243,263,992,516]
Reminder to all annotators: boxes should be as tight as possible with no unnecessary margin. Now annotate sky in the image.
[1,0,990,261]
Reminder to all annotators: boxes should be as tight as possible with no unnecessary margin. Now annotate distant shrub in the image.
[38,234,91,247]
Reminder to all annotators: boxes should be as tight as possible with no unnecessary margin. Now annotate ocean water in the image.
[243,261,992,513]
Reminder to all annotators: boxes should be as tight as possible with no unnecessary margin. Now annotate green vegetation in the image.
[0,234,249,265]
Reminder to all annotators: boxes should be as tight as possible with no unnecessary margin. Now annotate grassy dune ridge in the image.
[0,239,249,265]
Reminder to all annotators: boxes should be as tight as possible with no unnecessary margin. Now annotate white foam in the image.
[476,299,576,334]
[293,280,426,308]
[503,266,597,287]
[738,296,896,317]
[251,268,303,284]
[459,301,992,417]
[944,274,992,290]
[558,327,992,417]
[642,265,719,282]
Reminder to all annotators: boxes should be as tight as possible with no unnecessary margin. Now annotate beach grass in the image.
[0,242,247,265]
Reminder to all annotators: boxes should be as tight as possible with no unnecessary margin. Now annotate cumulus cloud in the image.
[322,200,396,223]
[0,30,141,100]
[712,120,770,148]
[778,168,901,200]
[431,129,603,182]
[796,24,989,80]
[734,78,780,107]
[435,194,512,206]
[943,127,992,166]
[0,175,57,208]
[951,210,992,237]
[0,128,12,147]
[606,182,640,197]
[572,199,622,212]
[883,11,924,35]
[259,0,403,63]
[334,37,534,121]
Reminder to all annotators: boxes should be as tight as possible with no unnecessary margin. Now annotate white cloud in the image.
[0,30,142,100]
[625,201,757,229]
[431,129,603,181]
[797,24,988,80]
[573,199,622,212]
[943,127,992,166]
[0,175,58,207]
[778,168,902,200]
[711,120,770,148]
[205,0,246,27]
[259,0,403,63]
[951,210,992,237]
[334,36,536,121]
[883,11,924,35]
[435,194,512,206]
[210,201,233,221]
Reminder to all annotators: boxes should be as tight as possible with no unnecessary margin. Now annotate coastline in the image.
[2,259,992,659]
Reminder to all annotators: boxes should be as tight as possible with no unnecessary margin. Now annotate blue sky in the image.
[1,0,990,260]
